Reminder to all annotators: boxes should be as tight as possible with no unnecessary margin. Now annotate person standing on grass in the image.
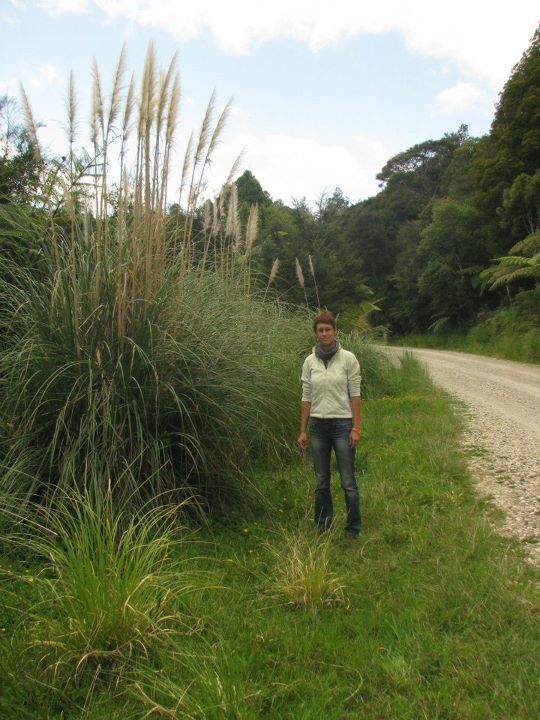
[297,310,362,539]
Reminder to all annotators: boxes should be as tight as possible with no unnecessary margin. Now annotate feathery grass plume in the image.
[173,129,194,262]
[91,57,105,147]
[101,48,127,252]
[264,257,280,298]
[66,71,77,174]
[178,130,193,208]
[295,256,309,306]
[199,183,229,280]
[160,72,181,212]
[245,203,258,256]
[225,183,240,245]
[182,91,215,265]
[187,89,215,214]
[295,257,305,288]
[193,98,233,278]
[119,73,135,182]
[122,72,136,137]
[205,98,231,158]
[90,57,105,234]
[194,97,231,204]
[153,54,177,208]
[308,253,321,308]
[106,44,126,140]
[268,258,280,284]
[243,203,259,292]
[136,43,157,227]
[102,47,126,215]
[19,83,41,164]
[147,62,174,271]
[191,90,215,183]
[224,147,245,186]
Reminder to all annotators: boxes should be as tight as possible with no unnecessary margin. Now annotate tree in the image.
[0,95,43,203]
[0,96,46,273]
[235,170,271,207]
[346,128,471,326]
[499,170,540,241]
[481,230,540,292]
[472,26,540,255]
[416,198,486,325]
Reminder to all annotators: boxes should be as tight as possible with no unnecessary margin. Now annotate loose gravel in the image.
[386,348,540,566]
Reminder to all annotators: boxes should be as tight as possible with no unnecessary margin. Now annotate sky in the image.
[1,1,538,205]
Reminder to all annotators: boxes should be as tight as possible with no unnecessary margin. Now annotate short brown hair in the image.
[313,310,336,331]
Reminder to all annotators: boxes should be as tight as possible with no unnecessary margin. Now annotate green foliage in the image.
[348,127,471,322]
[395,289,540,362]
[481,230,540,291]
[3,492,195,684]
[0,96,46,275]
[500,170,540,240]
[0,95,43,204]
[249,187,371,313]
[467,296,540,362]
[471,26,540,258]
[484,26,540,184]
[0,248,310,511]
[2,362,539,718]
[415,198,486,325]
[376,126,469,195]
[0,48,316,514]
[236,169,271,213]
[342,331,398,398]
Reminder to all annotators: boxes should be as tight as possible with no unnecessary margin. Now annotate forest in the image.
[2,31,539,359]
[228,27,539,354]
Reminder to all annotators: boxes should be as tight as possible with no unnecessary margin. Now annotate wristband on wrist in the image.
[352,427,360,433]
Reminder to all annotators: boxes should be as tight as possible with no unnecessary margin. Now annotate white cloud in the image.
[435,82,489,115]
[206,131,389,204]
[35,0,539,89]
[30,63,61,89]
[37,0,87,12]
[0,77,19,96]
[1,64,61,100]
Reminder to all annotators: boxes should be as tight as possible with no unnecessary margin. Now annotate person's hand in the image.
[297,431,308,449]
[349,428,361,448]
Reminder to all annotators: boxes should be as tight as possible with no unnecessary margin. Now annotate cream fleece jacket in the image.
[301,347,361,418]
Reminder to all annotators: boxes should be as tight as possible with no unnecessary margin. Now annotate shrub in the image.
[0,47,312,513]
[4,490,197,684]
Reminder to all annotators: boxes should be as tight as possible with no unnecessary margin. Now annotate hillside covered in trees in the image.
[232,27,540,345]
[1,29,539,353]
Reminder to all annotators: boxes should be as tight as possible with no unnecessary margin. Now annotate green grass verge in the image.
[1,359,538,719]
[393,323,540,364]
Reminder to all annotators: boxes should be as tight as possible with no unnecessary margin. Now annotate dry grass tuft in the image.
[265,528,347,608]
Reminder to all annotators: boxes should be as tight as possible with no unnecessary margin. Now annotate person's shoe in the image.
[345,533,358,543]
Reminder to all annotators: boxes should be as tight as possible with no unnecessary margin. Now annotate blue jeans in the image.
[310,418,361,536]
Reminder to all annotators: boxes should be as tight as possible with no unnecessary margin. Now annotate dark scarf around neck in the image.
[315,340,340,367]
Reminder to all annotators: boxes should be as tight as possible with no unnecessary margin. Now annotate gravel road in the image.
[386,347,540,565]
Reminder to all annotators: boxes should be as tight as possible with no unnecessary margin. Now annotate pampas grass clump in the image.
[0,46,310,513]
